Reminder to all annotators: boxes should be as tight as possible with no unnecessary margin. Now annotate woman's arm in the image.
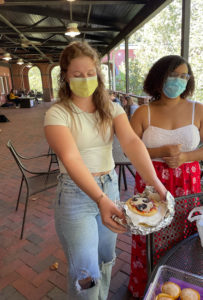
[114,113,167,199]
[45,125,126,233]
[183,102,203,161]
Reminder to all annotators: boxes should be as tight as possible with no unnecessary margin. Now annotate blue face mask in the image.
[163,77,187,99]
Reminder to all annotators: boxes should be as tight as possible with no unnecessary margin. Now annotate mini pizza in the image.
[126,195,159,216]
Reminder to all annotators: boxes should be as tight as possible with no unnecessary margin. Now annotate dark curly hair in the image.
[143,55,195,100]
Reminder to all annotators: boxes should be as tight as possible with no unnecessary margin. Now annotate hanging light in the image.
[17,58,24,65]
[65,23,80,37]
[26,62,33,68]
[66,0,75,1]
[2,52,12,61]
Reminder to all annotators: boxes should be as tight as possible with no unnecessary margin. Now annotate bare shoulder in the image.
[186,99,202,107]
[191,100,203,119]
[194,101,203,111]
[197,103,203,126]
[185,100,203,126]
[131,104,148,120]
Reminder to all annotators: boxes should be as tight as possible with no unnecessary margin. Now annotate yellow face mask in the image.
[69,76,98,98]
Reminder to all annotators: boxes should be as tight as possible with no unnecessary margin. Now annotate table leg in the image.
[122,165,127,190]
[126,165,135,178]
[118,165,121,191]
[146,233,154,277]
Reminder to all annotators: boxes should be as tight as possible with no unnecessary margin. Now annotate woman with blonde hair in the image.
[44,41,166,300]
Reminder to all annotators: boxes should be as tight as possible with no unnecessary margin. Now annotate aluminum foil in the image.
[113,186,175,235]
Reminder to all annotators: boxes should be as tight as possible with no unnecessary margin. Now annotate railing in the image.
[110,90,151,105]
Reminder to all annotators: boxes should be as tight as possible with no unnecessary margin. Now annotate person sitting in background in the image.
[129,99,139,117]
[124,95,139,119]
[119,94,125,107]
[28,90,35,97]
[17,89,25,97]
[27,89,39,104]
[9,89,19,100]
[109,91,121,105]
[128,54,203,299]
[8,89,20,107]
[23,89,28,96]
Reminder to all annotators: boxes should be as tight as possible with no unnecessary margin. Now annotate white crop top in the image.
[44,101,125,174]
[142,102,200,162]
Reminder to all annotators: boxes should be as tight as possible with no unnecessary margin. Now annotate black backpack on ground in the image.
[0,115,10,122]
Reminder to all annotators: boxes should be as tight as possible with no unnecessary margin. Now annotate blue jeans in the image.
[54,169,119,300]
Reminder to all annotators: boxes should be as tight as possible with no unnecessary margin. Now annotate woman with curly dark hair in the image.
[44,41,166,300]
[129,55,203,299]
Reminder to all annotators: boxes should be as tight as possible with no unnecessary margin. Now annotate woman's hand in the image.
[98,196,127,233]
[163,152,187,168]
[152,180,167,202]
[162,144,182,157]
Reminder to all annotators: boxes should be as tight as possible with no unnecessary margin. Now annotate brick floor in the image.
[0,103,136,300]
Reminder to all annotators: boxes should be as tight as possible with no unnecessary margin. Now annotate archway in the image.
[51,66,60,100]
[28,66,43,93]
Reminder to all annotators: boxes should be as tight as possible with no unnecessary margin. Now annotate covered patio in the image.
[0,1,201,300]
[0,0,192,103]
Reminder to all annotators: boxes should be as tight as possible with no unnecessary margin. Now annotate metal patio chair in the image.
[47,146,59,174]
[146,192,203,276]
[113,136,135,190]
[7,140,59,239]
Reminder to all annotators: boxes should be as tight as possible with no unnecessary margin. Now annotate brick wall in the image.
[0,62,12,105]
[7,62,59,102]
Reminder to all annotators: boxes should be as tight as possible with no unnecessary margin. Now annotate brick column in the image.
[38,63,55,102]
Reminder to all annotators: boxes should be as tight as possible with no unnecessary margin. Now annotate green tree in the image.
[51,66,60,99]
[127,0,203,102]
[129,0,181,95]
[28,66,43,92]
[190,1,203,100]
[128,57,143,95]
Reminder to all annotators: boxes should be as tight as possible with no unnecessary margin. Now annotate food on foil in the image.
[180,288,200,300]
[112,186,175,235]
[161,281,181,299]
[155,293,175,299]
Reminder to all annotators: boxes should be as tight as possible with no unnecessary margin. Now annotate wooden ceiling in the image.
[0,0,171,64]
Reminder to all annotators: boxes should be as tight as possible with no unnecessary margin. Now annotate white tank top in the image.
[142,102,200,162]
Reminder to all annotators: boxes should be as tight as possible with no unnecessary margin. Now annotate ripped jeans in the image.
[54,169,119,300]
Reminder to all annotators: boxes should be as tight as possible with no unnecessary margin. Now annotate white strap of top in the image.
[192,101,195,125]
[148,102,195,126]
[147,104,151,126]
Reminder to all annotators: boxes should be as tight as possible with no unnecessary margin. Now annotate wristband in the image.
[96,192,105,207]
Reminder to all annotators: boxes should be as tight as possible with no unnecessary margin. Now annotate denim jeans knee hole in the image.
[75,270,99,292]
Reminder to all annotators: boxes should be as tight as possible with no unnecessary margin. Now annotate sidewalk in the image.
[0,103,136,300]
